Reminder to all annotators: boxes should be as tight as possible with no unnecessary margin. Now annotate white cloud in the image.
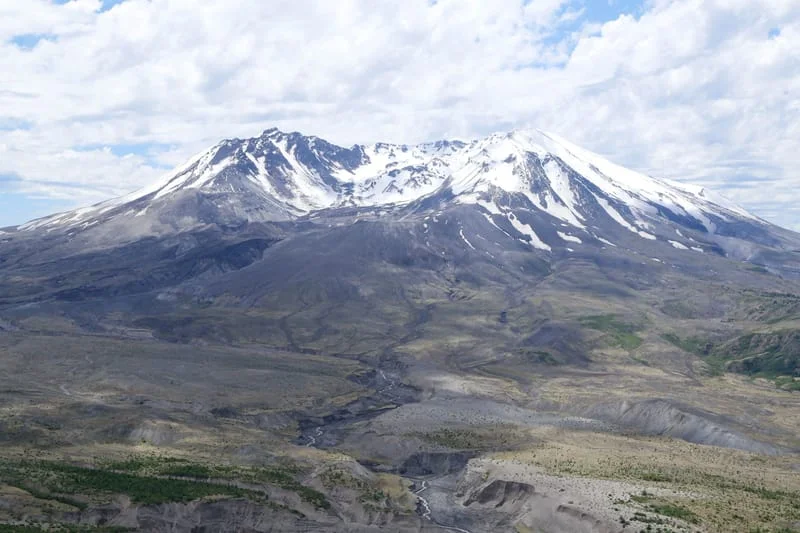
[0,0,798,229]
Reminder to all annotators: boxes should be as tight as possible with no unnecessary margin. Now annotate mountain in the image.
[8,128,800,272]
[0,128,799,533]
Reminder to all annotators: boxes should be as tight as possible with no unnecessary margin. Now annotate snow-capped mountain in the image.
[3,125,800,314]
[11,127,799,263]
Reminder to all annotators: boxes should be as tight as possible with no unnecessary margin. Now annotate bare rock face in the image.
[589,399,782,455]
[453,476,619,533]
[398,452,474,477]
[464,479,536,509]
[128,420,185,446]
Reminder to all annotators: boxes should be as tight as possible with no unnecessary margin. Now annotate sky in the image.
[0,0,798,229]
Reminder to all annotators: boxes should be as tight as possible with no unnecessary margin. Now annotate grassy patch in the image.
[414,426,522,450]
[661,333,712,356]
[579,314,643,351]
[649,503,700,523]
[319,468,403,512]
[159,463,215,479]
[102,456,190,472]
[102,455,328,510]
[774,376,800,392]
[0,455,330,510]
[737,290,800,323]
[662,330,800,381]
[516,349,560,365]
[0,460,256,506]
[661,299,703,319]
[11,482,88,510]
[638,471,674,483]
[713,330,800,378]
[627,492,699,526]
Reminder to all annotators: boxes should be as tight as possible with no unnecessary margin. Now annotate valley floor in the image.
[0,321,798,533]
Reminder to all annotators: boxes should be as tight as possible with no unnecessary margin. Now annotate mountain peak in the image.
[259,126,288,139]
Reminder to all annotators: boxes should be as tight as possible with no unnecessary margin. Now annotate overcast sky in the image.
[1,0,798,229]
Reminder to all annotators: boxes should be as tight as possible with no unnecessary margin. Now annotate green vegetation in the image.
[661,299,702,319]
[284,484,330,510]
[0,455,330,510]
[321,467,368,490]
[774,376,800,391]
[360,489,388,504]
[159,463,215,478]
[102,455,329,509]
[637,471,673,483]
[0,459,255,506]
[630,492,653,504]
[663,330,799,384]
[14,482,88,510]
[715,330,800,378]
[320,467,392,510]
[663,332,726,375]
[516,349,560,365]
[415,426,521,450]
[53,465,251,505]
[527,441,800,532]
[579,314,643,351]
[628,492,699,526]
[661,333,711,356]
[738,290,800,323]
[102,455,191,472]
[649,503,699,524]
[631,510,668,526]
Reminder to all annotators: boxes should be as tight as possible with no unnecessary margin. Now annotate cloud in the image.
[0,0,798,229]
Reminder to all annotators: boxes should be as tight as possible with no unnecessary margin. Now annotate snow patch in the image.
[595,197,638,233]
[481,214,512,238]
[557,231,582,244]
[506,213,550,251]
[459,228,476,250]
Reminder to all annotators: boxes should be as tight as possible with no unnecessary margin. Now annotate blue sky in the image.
[11,33,57,49]
[52,0,126,10]
[10,1,127,49]
[1,0,798,229]
[0,193,74,228]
